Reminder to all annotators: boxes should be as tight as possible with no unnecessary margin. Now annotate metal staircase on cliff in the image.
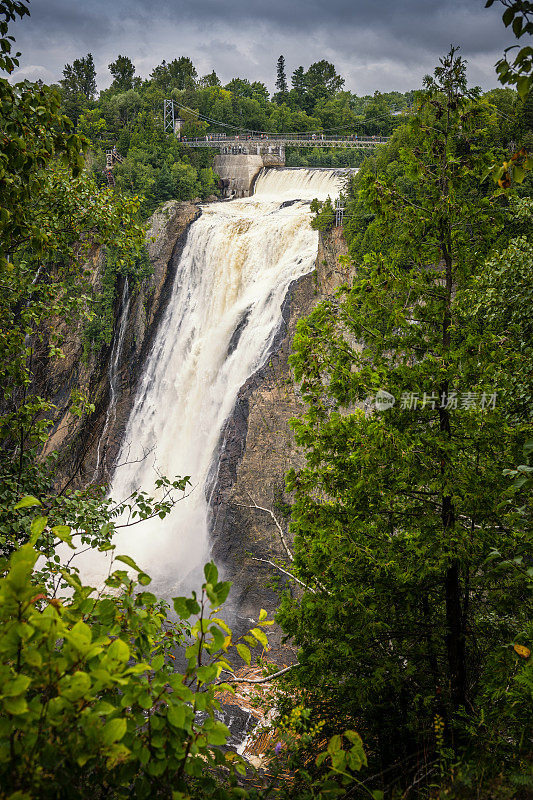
[104,147,124,188]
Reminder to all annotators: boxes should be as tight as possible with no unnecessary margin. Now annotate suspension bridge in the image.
[163,99,389,155]
[175,133,387,152]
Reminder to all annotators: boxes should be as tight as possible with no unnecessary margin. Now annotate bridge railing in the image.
[179,134,389,147]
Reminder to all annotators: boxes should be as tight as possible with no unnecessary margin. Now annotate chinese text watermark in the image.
[370,388,497,412]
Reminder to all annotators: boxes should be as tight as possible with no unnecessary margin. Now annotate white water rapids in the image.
[78,168,344,594]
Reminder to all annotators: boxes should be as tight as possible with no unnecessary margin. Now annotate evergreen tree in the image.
[275,54,288,96]
[291,65,306,101]
[278,48,532,794]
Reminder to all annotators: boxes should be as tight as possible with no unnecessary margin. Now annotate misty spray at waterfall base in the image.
[78,168,344,595]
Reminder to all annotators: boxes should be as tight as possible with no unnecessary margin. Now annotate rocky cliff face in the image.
[44,200,200,487]
[208,224,350,656]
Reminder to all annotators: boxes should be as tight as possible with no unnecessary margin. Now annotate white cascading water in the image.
[93,277,130,481]
[78,168,344,593]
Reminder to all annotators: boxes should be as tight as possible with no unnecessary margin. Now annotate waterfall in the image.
[93,277,130,481]
[79,168,345,593]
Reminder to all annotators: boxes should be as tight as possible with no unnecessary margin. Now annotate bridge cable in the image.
[169,100,408,137]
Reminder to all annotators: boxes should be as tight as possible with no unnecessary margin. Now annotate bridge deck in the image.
[180,135,387,149]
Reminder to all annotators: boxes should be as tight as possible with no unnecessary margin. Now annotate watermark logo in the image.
[368,390,498,412]
[374,389,396,411]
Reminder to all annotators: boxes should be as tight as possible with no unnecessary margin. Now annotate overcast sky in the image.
[9,0,511,95]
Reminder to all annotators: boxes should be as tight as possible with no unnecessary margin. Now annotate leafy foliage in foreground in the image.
[0,541,260,799]
[0,501,372,800]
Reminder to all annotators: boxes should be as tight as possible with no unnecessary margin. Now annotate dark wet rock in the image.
[45,200,200,488]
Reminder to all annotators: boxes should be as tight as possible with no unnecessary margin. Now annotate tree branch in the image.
[235,498,294,561]
[218,664,295,685]
[251,556,329,595]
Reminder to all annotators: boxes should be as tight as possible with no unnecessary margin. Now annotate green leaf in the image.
[208,625,226,652]
[3,675,31,696]
[236,643,251,665]
[249,627,269,649]
[59,671,91,701]
[30,515,47,543]
[107,638,130,663]
[151,654,165,671]
[167,704,186,729]
[213,581,231,604]
[14,496,41,509]
[196,664,218,683]
[52,525,73,547]
[3,695,28,715]
[102,717,127,745]
[173,596,195,618]
[516,75,532,99]
[211,617,231,635]
[502,6,514,26]
[204,719,230,745]
[115,554,142,572]
[94,701,116,716]
[138,692,152,710]
[204,561,218,585]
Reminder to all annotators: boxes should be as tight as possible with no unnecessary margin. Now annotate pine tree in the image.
[278,48,532,790]
[291,65,305,95]
[275,54,288,96]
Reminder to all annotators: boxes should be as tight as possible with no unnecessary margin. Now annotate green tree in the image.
[291,65,307,108]
[304,60,344,107]
[363,91,394,134]
[62,53,97,100]
[199,70,221,87]
[278,49,532,795]
[150,57,197,92]
[275,54,288,99]
[0,1,147,556]
[289,61,344,115]
[108,54,136,93]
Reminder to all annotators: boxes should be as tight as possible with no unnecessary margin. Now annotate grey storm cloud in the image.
[9,0,511,94]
